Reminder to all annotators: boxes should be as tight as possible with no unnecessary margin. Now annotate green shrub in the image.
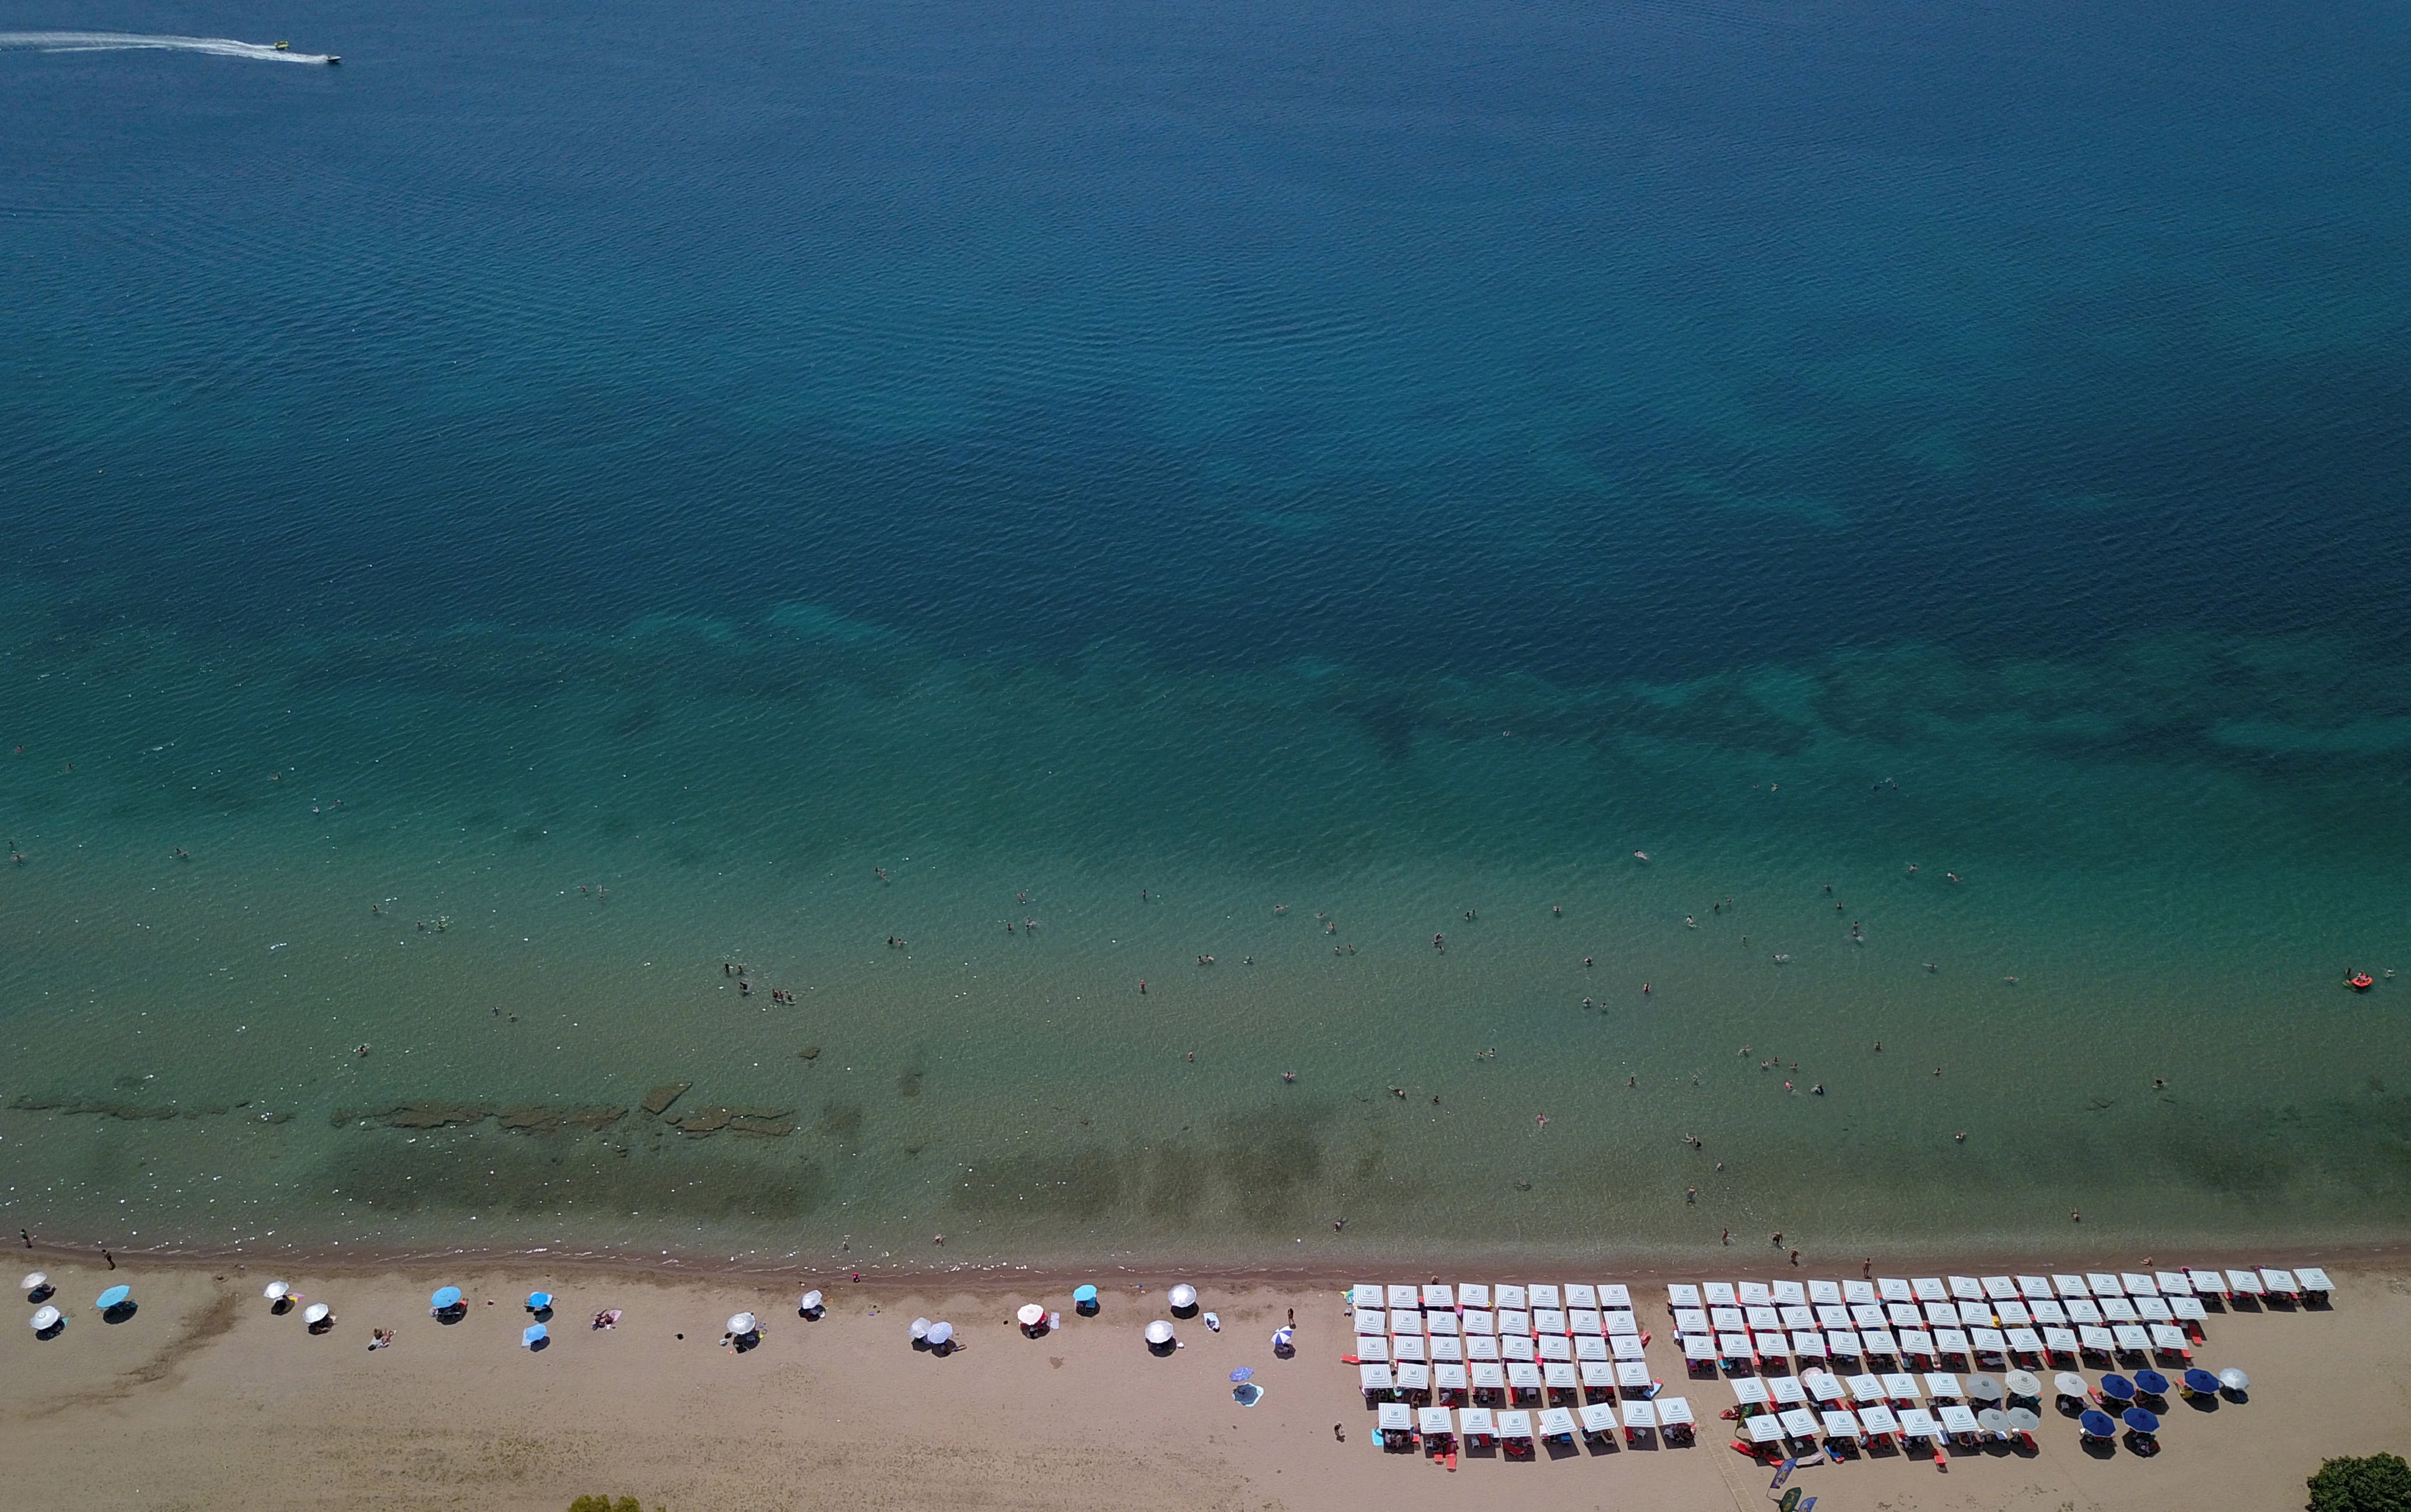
[2310,1454,2411,1512]
[566,1497,657,1512]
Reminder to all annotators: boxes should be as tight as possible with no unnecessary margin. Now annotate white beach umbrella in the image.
[727,1312,759,1336]
[1144,1319,1174,1346]
[927,1321,954,1346]
[302,1303,330,1325]
[22,1271,49,1293]
[1167,1284,1197,1310]
[263,1281,290,1302]
[2218,1367,2249,1391]
[1017,1304,1046,1328]
[30,1305,63,1331]
[910,1316,931,1341]
[798,1289,823,1314]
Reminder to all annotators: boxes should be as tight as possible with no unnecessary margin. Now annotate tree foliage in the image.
[2310,1454,2411,1512]
[566,1497,655,1512]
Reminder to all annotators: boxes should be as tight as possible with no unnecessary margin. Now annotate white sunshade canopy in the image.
[1746,1415,1783,1444]
[1529,1284,1562,1309]
[1675,1307,1710,1334]
[303,1303,331,1324]
[1470,1362,1505,1388]
[2151,1324,2191,1352]
[1821,1409,1861,1439]
[1537,1406,1578,1437]
[1681,1336,1713,1362]
[1458,1406,1496,1436]
[30,1304,62,1330]
[1912,1278,1949,1303]
[2066,1300,2104,1325]
[1355,1337,1390,1363]
[1731,1377,1770,1405]
[2053,1274,2091,1297]
[2100,1299,2137,1324]
[2296,1267,2333,1293]
[2017,1275,2054,1300]
[1377,1402,1413,1431]
[1543,1362,1578,1389]
[2086,1273,2124,1296]
[1459,1283,1491,1308]
[1808,1279,1843,1305]
[1924,1371,1961,1398]
[1499,1335,1534,1362]
[2124,1272,2159,1297]
[1739,1282,1774,1306]
[1769,1377,1807,1405]
[1897,1407,1940,1437]
[1611,1336,1646,1361]
[1579,1360,1615,1388]
[1497,1410,1534,1439]
[1386,1285,1418,1310]
[1418,1405,1455,1434]
[2186,1269,2225,1295]
[1495,1285,1529,1310]
[1615,1360,1652,1389]
[1621,1400,1658,1429]
[1422,1284,1454,1308]
[1939,1404,1981,1434]
[1877,1278,1913,1303]
[1395,1363,1432,1390]
[1565,1283,1597,1308]
[1948,1276,1983,1300]
[1462,1309,1494,1335]
[1168,1284,1199,1310]
[1702,1282,1737,1306]
[1601,1283,1632,1308]
[1506,1361,1543,1388]
[1666,1283,1701,1308]
[2226,1269,2265,1295]
[1434,1362,1469,1390]
[1534,1308,1567,1335]
[1393,1335,1428,1362]
[1772,1281,1806,1306]
[1778,1407,1820,1437]
[1144,1320,1174,1345]
[1579,1401,1618,1433]
[1847,1374,1886,1403]
[1355,1308,1386,1336]
[1843,1280,1877,1305]
[1656,1395,1694,1426]
[2154,1271,2192,1296]
[1578,1335,1610,1362]
[1881,1371,1921,1399]
[2169,1296,2208,1321]
[1351,1284,1382,1308]
[1859,1404,1901,1435]
[728,1312,759,1335]
[1982,1276,2018,1300]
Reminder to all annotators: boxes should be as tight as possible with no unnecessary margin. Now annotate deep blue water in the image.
[5,0,2411,1265]
[6,0,2409,679]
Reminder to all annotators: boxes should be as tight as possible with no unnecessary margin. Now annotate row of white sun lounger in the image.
[1373,1398,1693,1447]
[1667,1267,2328,1311]
[1360,1358,1660,1398]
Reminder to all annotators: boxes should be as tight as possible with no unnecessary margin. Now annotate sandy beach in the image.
[3,1250,2404,1511]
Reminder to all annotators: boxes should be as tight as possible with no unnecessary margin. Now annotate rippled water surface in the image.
[3,0,2409,1269]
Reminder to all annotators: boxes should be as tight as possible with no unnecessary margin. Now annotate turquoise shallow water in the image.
[2,0,2410,1268]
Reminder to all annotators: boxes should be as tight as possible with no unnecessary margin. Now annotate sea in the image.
[3,0,2409,1275]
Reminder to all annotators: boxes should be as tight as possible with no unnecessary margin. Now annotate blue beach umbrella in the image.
[1230,1367,1253,1382]
[2182,1367,2222,1397]
[523,1322,548,1347]
[526,1291,553,1311]
[1072,1285,1098,1306]
[2079,1409,2118,1439]
[2132,1369,2170,1397]
[96,1285,131,1311]
[2121,1407,2160,1436]
[431,1286,463,1310]
[2097,1373,2135,1403]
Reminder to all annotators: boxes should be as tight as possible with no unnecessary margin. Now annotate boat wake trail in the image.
[0,32,336,65]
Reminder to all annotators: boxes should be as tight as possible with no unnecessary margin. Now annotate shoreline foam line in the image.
[0,32,335,65]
